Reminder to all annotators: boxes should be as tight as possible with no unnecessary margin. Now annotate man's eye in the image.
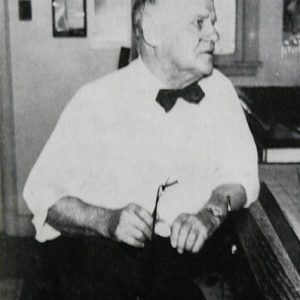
[196,20,203,30]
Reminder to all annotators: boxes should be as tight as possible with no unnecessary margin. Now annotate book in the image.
[257,138,300,163]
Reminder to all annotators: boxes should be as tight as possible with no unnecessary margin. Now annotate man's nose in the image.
[210,26,220,43]
[203,22,220,43]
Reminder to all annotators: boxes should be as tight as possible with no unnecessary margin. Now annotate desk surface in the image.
[236,164,300,300]
[259,164,300,241]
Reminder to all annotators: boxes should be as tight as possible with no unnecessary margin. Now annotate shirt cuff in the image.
[23,186,62,242]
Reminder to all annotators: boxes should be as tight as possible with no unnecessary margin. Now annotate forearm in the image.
[170,185,247,254]
[199,184,247,236]
[206,183,247,212]
[46,197,114,237]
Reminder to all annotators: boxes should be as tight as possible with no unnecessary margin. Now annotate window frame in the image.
[215,0,261,76]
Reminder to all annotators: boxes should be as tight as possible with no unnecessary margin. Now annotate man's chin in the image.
[194,63,214,78]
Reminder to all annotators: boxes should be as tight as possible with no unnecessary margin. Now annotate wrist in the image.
[105,208,121,239]
[202,205,226,228]
[199,194,231,236]
[197,209,219,237]
[93,207,117,238]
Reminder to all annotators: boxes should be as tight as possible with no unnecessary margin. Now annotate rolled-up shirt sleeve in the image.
[209,76,260,207]
[23,88,98,242]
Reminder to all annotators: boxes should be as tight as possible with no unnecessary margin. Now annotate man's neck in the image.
[141,54,202,90]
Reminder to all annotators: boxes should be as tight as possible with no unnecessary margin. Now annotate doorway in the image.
[0,0,18,235]
[0,0,7,233]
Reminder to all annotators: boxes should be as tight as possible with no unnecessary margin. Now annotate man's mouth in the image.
[206,42,215,54]
[196,51,214,58]
[206,46,215,54]
[202,50,214,56]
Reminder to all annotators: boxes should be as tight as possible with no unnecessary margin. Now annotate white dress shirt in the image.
[23,58,259,242]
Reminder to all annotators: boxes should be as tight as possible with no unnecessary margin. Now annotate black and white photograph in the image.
[282,0,300,58]
[52,0,87,37]
[1,0,300,299]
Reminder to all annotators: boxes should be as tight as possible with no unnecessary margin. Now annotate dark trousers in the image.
[21,235,206,300]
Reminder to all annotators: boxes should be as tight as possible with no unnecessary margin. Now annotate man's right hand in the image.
[108,203,153,247]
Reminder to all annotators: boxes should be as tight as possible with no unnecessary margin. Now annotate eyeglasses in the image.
[144,178,179,288]
[151,178,178,237]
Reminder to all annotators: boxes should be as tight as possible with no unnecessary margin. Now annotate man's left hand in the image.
[170,213,210,254]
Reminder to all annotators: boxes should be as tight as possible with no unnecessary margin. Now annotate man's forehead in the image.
[157,0,214,12]
[154,0,215,21]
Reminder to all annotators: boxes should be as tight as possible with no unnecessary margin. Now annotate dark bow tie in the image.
[156,82,205,113]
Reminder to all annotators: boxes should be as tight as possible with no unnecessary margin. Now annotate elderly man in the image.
[23,0,259,299]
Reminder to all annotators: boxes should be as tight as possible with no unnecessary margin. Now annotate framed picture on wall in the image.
[282,0,300,59]
[52,0,87,37]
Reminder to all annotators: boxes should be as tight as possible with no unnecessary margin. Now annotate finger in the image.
[171,218,183,248]
[154,220,171,237]
[191,230,207,253]
[184,229,198,252]
[124,225,146,242]
[134,205,153,229]
[128,213,152,240]
[177,223,191,254]
[121,234,145,248]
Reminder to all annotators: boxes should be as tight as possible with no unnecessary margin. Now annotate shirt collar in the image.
[133,56,206,92]
[130,56,207,112]
[132,56,167,98]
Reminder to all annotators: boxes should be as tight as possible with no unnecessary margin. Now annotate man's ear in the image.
[142,15,160,48]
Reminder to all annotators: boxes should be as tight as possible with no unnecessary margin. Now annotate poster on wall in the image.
[282,0,300,59]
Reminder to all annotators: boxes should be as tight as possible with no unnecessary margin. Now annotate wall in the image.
[5,0,300,235]
[7,0,120,234]
[232,0,300,87]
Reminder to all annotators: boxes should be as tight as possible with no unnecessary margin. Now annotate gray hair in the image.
[132,0,157,42]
